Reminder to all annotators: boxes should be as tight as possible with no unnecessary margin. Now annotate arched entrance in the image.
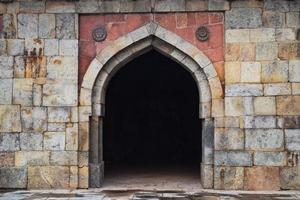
[79,22,222,188]
[103,50,202,189]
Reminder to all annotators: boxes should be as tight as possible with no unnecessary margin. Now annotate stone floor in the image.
[1,189,300,200]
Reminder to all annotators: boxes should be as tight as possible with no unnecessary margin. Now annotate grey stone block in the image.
[214,151,252,166]
[154,0,185,12]
[290,0,300,11]
[2,14,16,39]
[0,167,27,188]
[245,129,284,150]
[264,0,289,12]
[225,84,263,97]
[20,132,43,150]
[39,14,55,38]
[0,133,19,151]
[208,0,229,11]
[225,8,262,29]
[262,11,285,28]
[0,56,13,78]
[56,14,75,39]
[17,14,38,38]
[89,162,104,188]
[21,107,47,132]
[285,129,300,151]
[202,118,214,164]
[244,116,277,129]
[254,152,286,166]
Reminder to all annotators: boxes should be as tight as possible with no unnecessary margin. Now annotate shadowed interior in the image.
[103,50,202,174]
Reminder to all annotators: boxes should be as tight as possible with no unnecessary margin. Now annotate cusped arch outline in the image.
[80,22,223,119]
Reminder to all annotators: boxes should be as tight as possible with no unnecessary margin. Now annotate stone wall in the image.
[0,0,299,190]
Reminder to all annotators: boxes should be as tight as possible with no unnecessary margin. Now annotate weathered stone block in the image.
[280,167,300,190]
[278,116,300,129]
[201,164,213,189]
[56,14,75,39]
[0,105,21,132]
[154,0,185,12]
[79,122,89,151]
[225,43,240,61]
[7,39,24,56]
[265,11,284,25]
[48,122,65,132]
[290,0,300,11]
[225,8,262,29]
[256,42,278,61]
[214,166,244,190]
[261,61,289,83]
[225,29,249,43]
[0,152,14,167]
[44,132,65,150]
[78,151,88,167]
[243,116,276,129]
[0,133,19,151]
[21,107,47,132]
[264,0,289,12]
[249,28,275,42]
[50,151,78,165]
[215,128,244,150]
[214,151,252,166]
[19,1,45,13]
[287,12,300,28]
[38,14,55,38]
[59,40,78,56]
[20,132,43,150]
[185,0,208,11]
[13,78,33,106]
[2,14,16,39]
[276,96,300,115]
[17,14,38,38]
[245,129,284,150]
[79,166,89,188]
[240,62,261,83]
[225,84,263,96]
[0,79,12,104]
[0,56,13,78]
[0,167,27,188]
[289,60,300,82]
[48,107,70,123]
[212,99,224,117]
[254,97,276,115]
[28,166,69,188]
[47,56,78,82]
[264,83,291,96]
[14,56,25,78]
[0,40,6,55]
[276,28,295,42]
[254,152,286,166]
[43,81,78,106]
[46,1,75,13]
[70,166,78,189]
[66,123,78,151]
[15,151,49,166]
[225,97,244,116]
[44,39,58,56]
[24,38,44,56]
[224,117,240,128]
[245,166,280,190]
[240,43,255,61]
[292,83,300,95]
[285,129,300,151]
[224,62,240,83]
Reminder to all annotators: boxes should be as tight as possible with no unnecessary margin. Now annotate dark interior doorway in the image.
[103,50,202,187]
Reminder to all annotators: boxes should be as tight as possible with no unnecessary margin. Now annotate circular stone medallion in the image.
[92,26,107,42]
[196,26,209,42]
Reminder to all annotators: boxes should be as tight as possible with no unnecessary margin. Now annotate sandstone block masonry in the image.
[0,0,299,191]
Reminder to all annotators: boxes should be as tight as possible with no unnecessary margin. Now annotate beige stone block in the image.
[215,128,244,150]
[214,166,244,190]
[50,151,78,165]
[44,132,65,150]
[70,166,78,189]
[264,83,291,95]
[79,106,92,122]
[276,28,296,42]
[225,117,240,128]
[48,107,70,123]
[28,166,70,189]
[225,62,240,83]
[225,97,244,116]
[208,77,223,99]
[47,56,78,82]
[78,151,88,167]
[79,122,89,151]
[261,61,289,83]
[254,97,276,115]
[292,83,300,95]
[225,43,240,61]
[13,78,33,106]
[225,29,250,43]
[240,43,255,61]
[212,99,224,117]
[15,151,49,166]
[249,28,275,42]
[244,166,280,190]
[0,105,21,132]
[240,62,261,83]
[276,96,300,115]
[78,166,88,189]
[256,42,278,61]
[66,123,78,151]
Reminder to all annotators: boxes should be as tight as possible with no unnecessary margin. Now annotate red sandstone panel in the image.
[79,13,224,87]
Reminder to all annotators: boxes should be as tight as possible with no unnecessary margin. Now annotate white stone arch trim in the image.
[80,22,223,118]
